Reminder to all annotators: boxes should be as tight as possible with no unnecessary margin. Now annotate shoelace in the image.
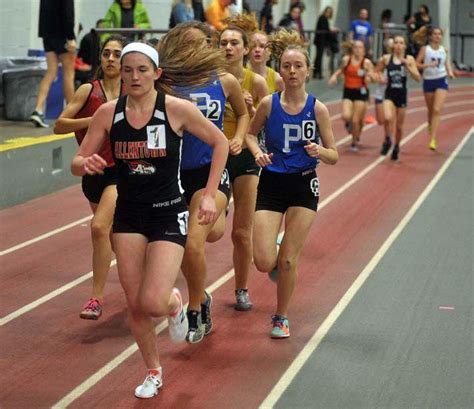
[84,299,101,311]
[143,374,162,388]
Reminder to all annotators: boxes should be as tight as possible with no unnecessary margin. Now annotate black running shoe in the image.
[381,137,392,155]
[201,292,213,335]
[30,111,49,128]
[391,144,400,161]
[185,310,205,344]
[345,122,353,134]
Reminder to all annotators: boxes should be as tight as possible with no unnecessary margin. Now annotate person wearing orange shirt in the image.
[205,0,231,31]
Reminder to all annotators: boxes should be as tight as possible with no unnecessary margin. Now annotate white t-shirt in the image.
[423,45,447,80]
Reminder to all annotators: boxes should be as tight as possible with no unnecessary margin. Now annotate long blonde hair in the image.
[156,23,228,95]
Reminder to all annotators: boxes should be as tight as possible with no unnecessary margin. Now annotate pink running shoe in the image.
[80,298,103,320]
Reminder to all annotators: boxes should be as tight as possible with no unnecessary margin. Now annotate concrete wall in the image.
[0,139,79,209]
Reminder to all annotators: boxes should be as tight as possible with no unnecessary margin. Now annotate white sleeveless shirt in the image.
[423,45,447,80]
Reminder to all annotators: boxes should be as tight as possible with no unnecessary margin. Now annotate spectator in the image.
[348,8,373,57]
[313,6,339,79]
[169,0,195,28]
[278,5,302,33]
[192,0,206,22]
[406,4,431,56]
[289,0,305,34]
[30,0,76,128]
[205,0,231,31]
[78,19,105,66]
[260,0,278,34]
[103,0,151,40]
[228,0,240,16]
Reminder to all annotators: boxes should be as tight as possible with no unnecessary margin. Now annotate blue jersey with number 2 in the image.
[181,79,226,170]
[264,93,319,173]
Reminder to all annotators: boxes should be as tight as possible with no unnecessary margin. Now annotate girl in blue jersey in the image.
[71,38,228,399]
[246,30,338,338]
[173,22,250,344]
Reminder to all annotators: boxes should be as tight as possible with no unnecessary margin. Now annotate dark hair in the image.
[115,0,136,6]
[95,19,105,27]
[381,9,392,21]
[95,35,128,79]
[419,4,429,14]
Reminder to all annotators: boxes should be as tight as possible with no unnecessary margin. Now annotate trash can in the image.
[3,66,47,120]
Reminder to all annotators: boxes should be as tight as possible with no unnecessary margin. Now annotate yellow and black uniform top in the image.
[223,68,256,140]
[265,67,279,94]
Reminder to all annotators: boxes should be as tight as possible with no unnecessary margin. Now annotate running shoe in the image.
[350,143,359,152]
[201,291,213,335]
[186,310,205,343]
[134,371,162,399]
[79,298,103,320]
[429,138,437,151]
[30,111,49,128]
[380,137,392,155]
[391,144,400,161]
[167,288,187,343]
[271,315,290,338]
[235,289,253,311]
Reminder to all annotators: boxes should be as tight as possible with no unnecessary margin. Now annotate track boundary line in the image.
[1,93,469,257]
[51,111,473,408]
[259,125,474,408]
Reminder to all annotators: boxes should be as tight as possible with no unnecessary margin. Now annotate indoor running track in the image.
[0,85,473,409]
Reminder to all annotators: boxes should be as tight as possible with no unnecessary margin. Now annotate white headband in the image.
[121,42,159,67]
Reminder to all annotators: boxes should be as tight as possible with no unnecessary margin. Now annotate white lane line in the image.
[0,91,470,258]
[2,103,472,330]
[52,111,472,408]
[0,260,117,327]
[259,126,473,409]
[0,215,93,257]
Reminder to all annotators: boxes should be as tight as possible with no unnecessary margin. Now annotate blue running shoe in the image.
[271,314,290,338]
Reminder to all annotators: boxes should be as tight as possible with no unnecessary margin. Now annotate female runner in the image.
[246,30,338,338]
[54,35,127,319]
[376,35,420,161]
[328,40,374,151]
[416,27,455,150]
[71,40,228,398]
[220,15,269,311]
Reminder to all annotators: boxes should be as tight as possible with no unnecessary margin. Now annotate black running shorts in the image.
[226,148,260,183]
[256,168,319,213]
[343,87,369,102]
[42,37,69,55]
[81,166,118,204]
[180,164,231,206]
[113,199,188,247]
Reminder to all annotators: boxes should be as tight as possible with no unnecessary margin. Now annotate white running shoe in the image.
[134,372,162,399]
[168,288,188,343]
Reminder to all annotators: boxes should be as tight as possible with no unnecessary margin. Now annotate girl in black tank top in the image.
[71,39,229,399]
[375,35,421,161]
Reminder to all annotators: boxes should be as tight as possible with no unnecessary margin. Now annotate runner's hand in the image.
[304,140,320,158]
[83,154,107,175]
[229,137,243,155]
[198,194,217,225]
[255,152,273,167]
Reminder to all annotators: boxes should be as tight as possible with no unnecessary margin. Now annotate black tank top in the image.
[110,92,185,210]
[386,55,407,93]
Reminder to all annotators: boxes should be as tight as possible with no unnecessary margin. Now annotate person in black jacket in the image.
[313,6,338,79]
[30,0,76,128]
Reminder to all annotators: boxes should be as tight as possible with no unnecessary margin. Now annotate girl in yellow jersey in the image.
[248,31,284,94]
[219,17,269,311]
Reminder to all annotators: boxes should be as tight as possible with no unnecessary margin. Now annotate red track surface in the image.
[1,86,473,408]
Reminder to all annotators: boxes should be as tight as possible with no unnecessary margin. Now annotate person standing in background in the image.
[169,0,195,28]
[103,0,151,40]
[259,0,277,34]
[192,0,206,23]
[348,9,373,58]
[313,6,338,79]
[205,0,231,31]
[30,0,76,128]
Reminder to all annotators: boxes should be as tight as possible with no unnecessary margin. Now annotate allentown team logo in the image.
[128,160,156,175]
